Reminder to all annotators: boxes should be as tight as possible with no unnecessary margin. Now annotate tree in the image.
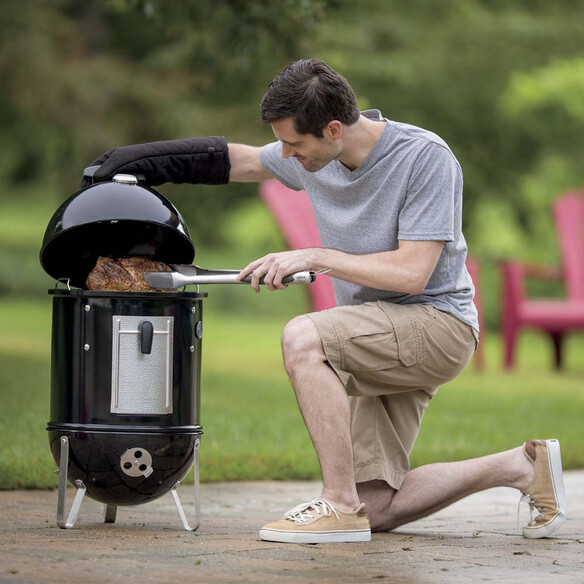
[312,0,584,256]
[0,0,344,241]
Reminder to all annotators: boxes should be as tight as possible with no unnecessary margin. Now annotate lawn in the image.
[0,296,583,489]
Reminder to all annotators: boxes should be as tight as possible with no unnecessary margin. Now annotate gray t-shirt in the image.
[259,109,478,330]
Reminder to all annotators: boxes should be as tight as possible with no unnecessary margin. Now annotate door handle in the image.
[140,321,154,354]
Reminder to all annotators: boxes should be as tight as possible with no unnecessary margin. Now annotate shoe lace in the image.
[517,493,540,529]
[284,498,340,525]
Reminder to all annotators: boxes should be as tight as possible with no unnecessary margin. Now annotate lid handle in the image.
[83,165,101,179]
[82,165,146,186]
[113,174,139,185]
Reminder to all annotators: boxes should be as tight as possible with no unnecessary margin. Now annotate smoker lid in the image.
[40,177,195,288]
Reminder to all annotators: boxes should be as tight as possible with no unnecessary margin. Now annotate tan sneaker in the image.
[259,498,371,544]
[520,439,567,538]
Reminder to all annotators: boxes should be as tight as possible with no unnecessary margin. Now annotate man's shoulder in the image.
[385,120,461,173]
[388,120,451,151]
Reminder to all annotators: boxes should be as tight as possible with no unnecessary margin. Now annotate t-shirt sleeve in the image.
[259,141,304,191]
[398,143,460,242]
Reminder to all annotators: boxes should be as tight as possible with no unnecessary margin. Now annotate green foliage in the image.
[312,0,584,257]
[501,57,584,217]
[3,1,583,232]
[2,1,584,319]
[0,0,337,242]
[502,58,584,127]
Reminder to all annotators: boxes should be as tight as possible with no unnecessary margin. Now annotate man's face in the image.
[271,118,341,173]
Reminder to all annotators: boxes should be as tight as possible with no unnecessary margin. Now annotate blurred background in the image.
[1,0,583,489]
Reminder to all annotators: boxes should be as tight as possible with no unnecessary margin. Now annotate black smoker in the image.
[40,172,206,531]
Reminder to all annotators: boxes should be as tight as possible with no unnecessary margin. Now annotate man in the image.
[85,59,567,544]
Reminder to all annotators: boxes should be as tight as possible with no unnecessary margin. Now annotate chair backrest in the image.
[553,191,584,301]
[259,179,337,311]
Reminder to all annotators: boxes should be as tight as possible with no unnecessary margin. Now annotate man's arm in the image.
[238,240,444,294]
[228,143,274,182]
[81,138,274,187]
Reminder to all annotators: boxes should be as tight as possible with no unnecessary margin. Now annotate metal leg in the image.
[56,436,87,529]
[170,438,200,531]
[104,505,117,523]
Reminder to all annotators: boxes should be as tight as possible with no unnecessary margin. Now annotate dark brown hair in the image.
[260,59,360,137]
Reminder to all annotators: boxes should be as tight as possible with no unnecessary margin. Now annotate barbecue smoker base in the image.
[49,430,201,531]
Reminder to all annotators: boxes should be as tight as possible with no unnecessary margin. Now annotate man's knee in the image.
[357,480,398,532]
[281,315,324,372]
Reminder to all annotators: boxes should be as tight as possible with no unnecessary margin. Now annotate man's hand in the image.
[237,240,444,296]
[81,137,231,188]
[237,249,316,292]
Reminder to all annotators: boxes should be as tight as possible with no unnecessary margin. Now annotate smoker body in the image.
[39,173,209,529]
[47,289,205,507]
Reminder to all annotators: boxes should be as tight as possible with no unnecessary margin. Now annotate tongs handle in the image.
[247,271,314,285]
[172,265,315,285]
[178,271,315,286]
[143,267,316,289]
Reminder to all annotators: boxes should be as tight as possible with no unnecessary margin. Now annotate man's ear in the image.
[325,120,343,141]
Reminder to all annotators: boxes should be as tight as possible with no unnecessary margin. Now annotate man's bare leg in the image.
[281,315,360,512]
[358,444,537,531]
[281,315,539,529]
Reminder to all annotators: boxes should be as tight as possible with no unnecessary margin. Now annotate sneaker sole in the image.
[259,528,371,544]
[523,439,568,539]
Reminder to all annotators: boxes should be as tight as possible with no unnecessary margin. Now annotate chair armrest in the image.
[520,262,562,281]
[499,259,564,314]
[498,259,562,281]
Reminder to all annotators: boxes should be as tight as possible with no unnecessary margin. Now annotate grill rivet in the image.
[189,346,195,353]
[84,344,90,351]
[84,305,91,312]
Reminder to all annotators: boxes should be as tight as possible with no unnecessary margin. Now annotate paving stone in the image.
[0,472,582,583]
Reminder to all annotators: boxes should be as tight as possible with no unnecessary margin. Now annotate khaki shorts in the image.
[306,301,478,491]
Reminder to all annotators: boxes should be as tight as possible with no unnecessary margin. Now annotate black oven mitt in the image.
[81,137,231,188]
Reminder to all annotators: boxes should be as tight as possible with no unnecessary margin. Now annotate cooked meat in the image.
[86,257,134,291]
[86,256,172,291]
[117,257,172,291]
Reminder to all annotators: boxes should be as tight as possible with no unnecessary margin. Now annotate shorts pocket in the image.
[376,302,425,367]
[342,331,400,371]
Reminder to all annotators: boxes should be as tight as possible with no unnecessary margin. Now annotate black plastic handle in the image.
[241,274,295,284]
[82,165,147,185]
[140,321,154,354]
[83,165,101,179]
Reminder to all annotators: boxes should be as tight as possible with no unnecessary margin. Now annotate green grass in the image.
[0,297,583,489]
[0,191,59,296]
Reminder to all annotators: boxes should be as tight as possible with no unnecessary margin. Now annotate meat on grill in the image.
[86,257,172,291]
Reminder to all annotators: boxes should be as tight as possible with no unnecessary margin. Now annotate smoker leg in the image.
[104,505,117,523]
[170,438,201,531]
[56,436,87,529]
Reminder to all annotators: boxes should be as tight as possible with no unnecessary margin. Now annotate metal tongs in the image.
[143,264,316,290]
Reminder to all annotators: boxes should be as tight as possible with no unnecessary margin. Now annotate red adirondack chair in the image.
[500,190,584,369]
[259,180,337,312]
[260,179,485,369]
